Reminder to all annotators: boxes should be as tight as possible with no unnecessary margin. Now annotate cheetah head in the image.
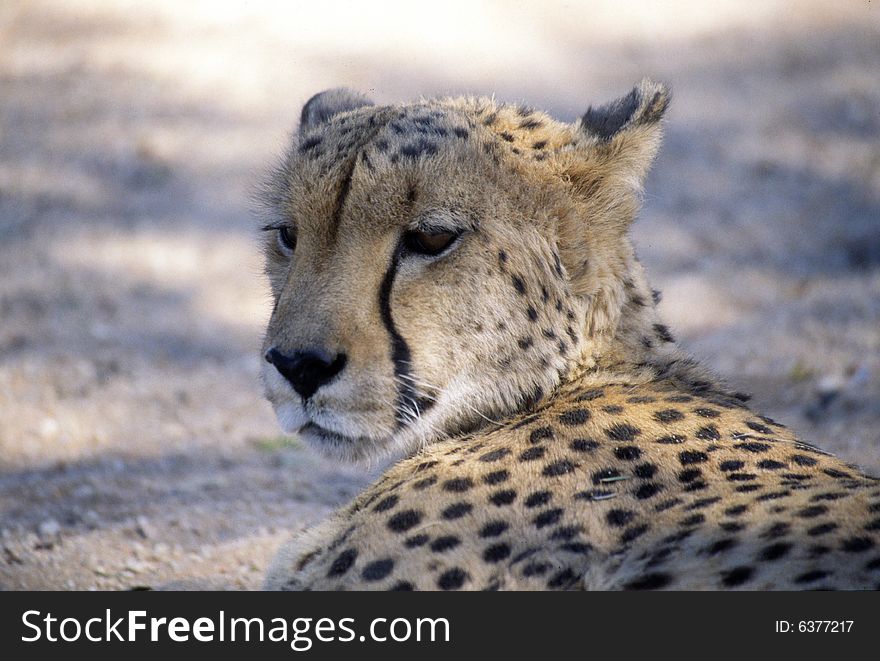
[259,82,669,460]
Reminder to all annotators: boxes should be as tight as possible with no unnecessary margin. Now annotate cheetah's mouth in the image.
[299,422,357,443]
[299,422,356,446]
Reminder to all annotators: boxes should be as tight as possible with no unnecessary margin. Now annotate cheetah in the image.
[258,82,880,590]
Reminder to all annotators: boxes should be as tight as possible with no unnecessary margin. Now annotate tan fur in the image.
[259,82,880,590]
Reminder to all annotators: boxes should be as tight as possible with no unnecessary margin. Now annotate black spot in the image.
[795,570,830,584]
[526,306,538,321]
[680,513,705,527]
[606,509,635,527]
[606,424,641,441]
[824,468,851,479]
[621,523,650,544]
[437,568,469,590]
[624,573,672,590]
[678,468,702,483]
[374,495,399,512]
[746,421,773,435]
[442,477,474,493]
[490,490,517,506]
[727,473,758,482]
[499,131,515,142]
[404,534,429,548]
[811,492,846,502]
[519,117,542,130]
[656,434,686,445]
[756,490,791,502]
[791,454,818,467]
[693,408,720,418]
[653,323,675,343]
[362,558,394,582]
[591,468,623,485]
[570,438,599,453]
[482,470,509,486]
[695,425,721,441]
[653,409,684,423]
[453,127,469,139]
[734,442,772,453]
[430,536,461,553]
[525,491,552,508]
[760,542,792,561]
[528,427,554,444]
[666,395,693,403]
[532,140,547,150]
[761,522,791,539]
[412,476,437,490]
[577,388,605,401]
[560,542,592,554]
[387,510,422,533]
[735,484,761,493]
[299,135,322,152]
[719,460,745,472]
[479,448,510,463]
[483,543,512,563]
[549,526,582,541]
[533,508,564,528]
[679,450,709,465]
[757,459,786,470]
[721,566,754,587]
[725,504,749,517]
[559,409,590,425]
[400,139,438,160]
[327,549,357,577]
[522,562,550,577]
[686,496,722,510]
[798,505,828,519]
[632,483,662,502]
[720,522,745,532]
[543,460,577,477]
[634,463,658,479]
[442,502,473,519]
[511,274,527,295]
[708,539,738,555]
[519,446,545,462]
[842,536,874,553]
[602,405,624,414]
[546,568,578,589]
[614,446,642,461]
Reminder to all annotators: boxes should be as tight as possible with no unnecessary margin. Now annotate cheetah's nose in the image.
[265,347,347,400]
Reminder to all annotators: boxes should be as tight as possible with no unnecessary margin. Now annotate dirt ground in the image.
[1,0,878,590]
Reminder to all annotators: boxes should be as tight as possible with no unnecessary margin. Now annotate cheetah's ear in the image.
[578,79,669,143]
[564,79,670,200]
[299,88,374,134]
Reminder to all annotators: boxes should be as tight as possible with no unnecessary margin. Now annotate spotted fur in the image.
[260,82,880,590]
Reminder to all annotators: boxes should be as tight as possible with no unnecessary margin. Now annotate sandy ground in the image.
[1,0,878,590]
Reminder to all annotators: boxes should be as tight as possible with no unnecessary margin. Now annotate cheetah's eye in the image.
[277,226,297,254]
[402,229,459,257]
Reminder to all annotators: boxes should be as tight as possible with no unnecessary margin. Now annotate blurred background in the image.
[1,0,878,589]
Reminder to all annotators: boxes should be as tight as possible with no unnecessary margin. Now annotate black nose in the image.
[265,347,347,400]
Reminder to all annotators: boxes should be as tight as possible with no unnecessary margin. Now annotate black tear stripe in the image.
[378,248,436,428]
